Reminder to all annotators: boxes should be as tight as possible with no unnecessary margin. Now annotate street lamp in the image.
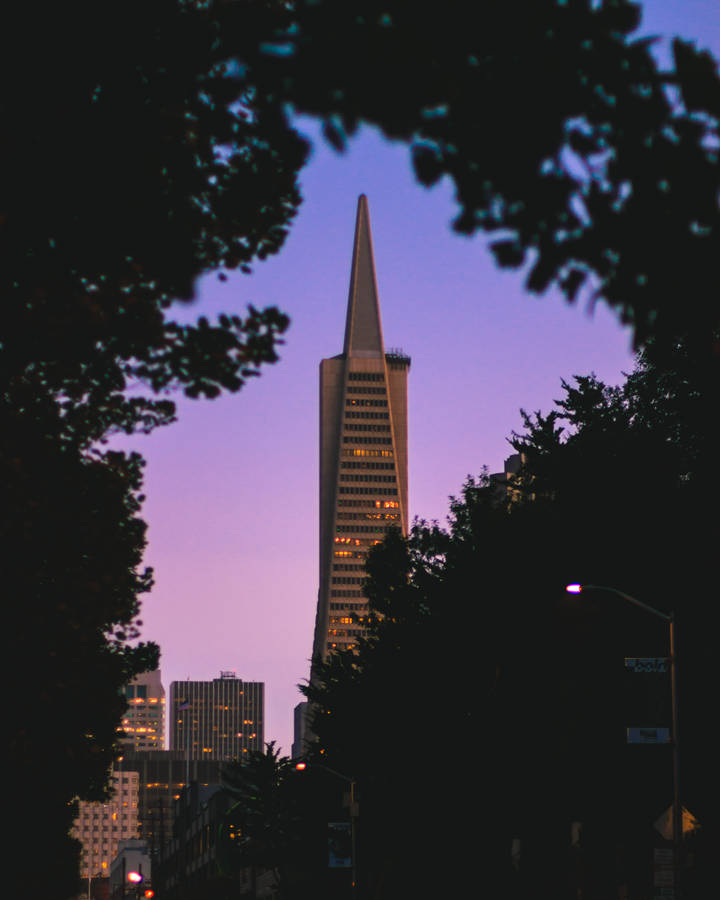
[565,584,681,885]
[295,761,359,898]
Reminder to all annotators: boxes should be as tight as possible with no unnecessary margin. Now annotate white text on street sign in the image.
[625,658,669,674]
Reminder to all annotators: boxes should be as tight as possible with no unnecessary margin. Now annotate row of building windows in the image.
[344,423,391,432]
[342,448,393,458]
[333,563,366,571]
[346,385,386,395]
[331,576,364,584]
[343,436,393,445]
[345,411,389,420]
[339,486,398,495]
[337,512,399,521]
[334,536,382,546]
[336,524,391,533]
[337,499,398,509]
[340,473,397,483]
[331,589,365,597]
[328,629,364,637]
[330,602,367,610]
[347,398,387,407]
[348,372,384,381]
[341,460,395,470]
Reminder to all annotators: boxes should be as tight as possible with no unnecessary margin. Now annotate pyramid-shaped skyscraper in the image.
[312,195,410,662]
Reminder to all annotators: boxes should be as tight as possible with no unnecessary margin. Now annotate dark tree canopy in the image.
[304,339,716,897]
[247,0,720,348]
[218,744,335,898]
[3,0,719,370]
[2,5,303,897]
[2,3,719,897]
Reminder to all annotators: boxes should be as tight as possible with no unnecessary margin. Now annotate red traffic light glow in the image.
[295,762,307,771]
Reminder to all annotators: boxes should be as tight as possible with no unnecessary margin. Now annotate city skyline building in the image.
[169,672,264,760]
[312,195,410,662]
[115,750,225,856]
[119,668,165,752]
[72,770,140,881]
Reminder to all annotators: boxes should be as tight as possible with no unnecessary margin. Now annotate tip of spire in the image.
[343,196,385,357]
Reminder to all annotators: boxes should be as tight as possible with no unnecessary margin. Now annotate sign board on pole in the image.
[653,868,674,888]
[654,805,701,839]
[626,727,670,744]
[327,822,352,868]
[625,658,669,674]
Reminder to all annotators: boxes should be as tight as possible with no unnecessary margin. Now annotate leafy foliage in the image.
[248,0,720,348]
[219,744,331,897]
[3,3,720,896]
[2,5,302,897]
[305,341,716,897]
[4,395,159,899]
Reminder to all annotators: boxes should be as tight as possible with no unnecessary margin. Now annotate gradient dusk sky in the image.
[120,1,720,755]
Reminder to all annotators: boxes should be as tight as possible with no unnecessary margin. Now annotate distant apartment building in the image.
[169,672,264,760]
[119,668,165,752]
[313,195,410,661]
[72,770,140,880]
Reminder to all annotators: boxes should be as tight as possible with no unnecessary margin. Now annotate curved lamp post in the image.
[565,584,681,885]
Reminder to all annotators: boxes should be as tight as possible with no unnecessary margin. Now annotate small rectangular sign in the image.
[328,822,352,868]
[627,727,671,744]
[625,658,669,673]
[653,869,675,887]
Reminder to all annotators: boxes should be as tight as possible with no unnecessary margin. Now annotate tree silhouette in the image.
[250,0,720,348]
[305,340,715,897]
[3,4,719,895]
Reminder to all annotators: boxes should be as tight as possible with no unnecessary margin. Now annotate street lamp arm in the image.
[573,584,672,622]
[295,761,354,784]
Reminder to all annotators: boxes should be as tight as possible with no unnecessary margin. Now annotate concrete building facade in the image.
[119,668,165,752]
[169,672,264,760]
[313,195,410,662]
[72,770,140,881]
[114,750,225,857]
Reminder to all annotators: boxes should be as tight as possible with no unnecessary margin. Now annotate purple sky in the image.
[122,1,720,755]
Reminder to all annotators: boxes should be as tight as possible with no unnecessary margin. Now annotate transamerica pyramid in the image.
[312,195,410,663]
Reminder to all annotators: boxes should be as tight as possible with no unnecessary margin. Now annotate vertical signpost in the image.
[566,586,681,900]
[624,655,676,899]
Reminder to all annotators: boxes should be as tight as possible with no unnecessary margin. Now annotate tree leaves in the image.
[303,340,716,895]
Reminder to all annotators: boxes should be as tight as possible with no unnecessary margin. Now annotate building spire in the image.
[342,195,385,358]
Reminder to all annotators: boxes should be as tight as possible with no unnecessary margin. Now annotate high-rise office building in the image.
[119,668,166,751]
[169,672,264,760]
[312,195,410,662]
